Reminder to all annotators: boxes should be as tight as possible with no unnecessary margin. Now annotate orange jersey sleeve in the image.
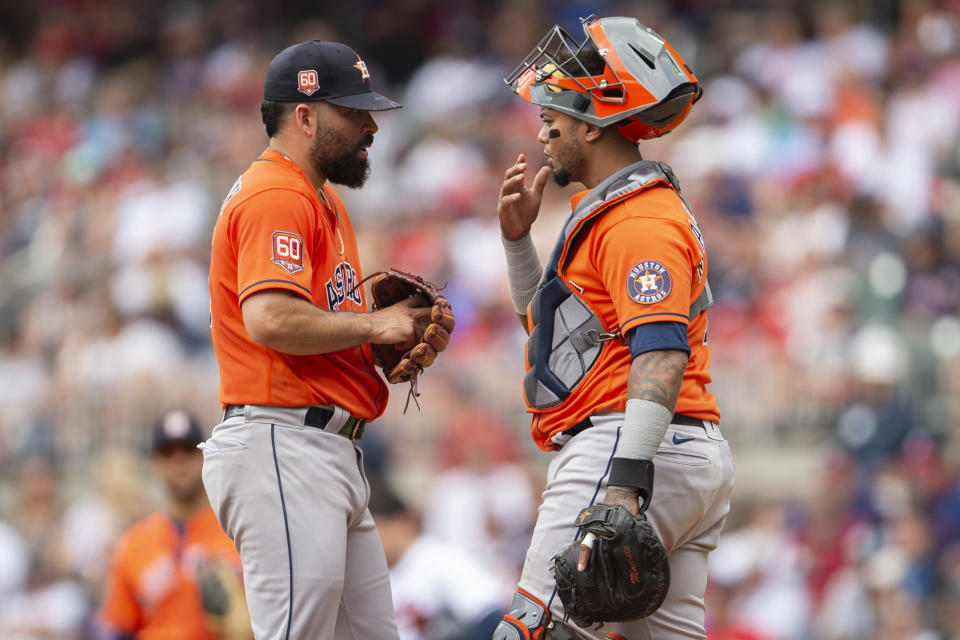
[595,214,696,336]
[233,189,320,304]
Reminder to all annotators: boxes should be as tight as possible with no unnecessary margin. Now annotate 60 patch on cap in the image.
[627,260,672,304]
[263,40,400,111]
[297,69,320,96]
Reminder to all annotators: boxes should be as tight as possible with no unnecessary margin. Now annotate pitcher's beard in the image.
[311,127,372,188]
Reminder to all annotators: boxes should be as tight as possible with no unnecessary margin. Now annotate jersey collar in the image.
[259,147,331,213]
[570,190,590,210]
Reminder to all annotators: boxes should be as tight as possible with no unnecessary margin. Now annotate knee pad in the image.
[492,589,551,640]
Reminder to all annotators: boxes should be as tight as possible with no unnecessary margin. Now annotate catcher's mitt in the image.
[552,504,670,627]
[368,269,455,387]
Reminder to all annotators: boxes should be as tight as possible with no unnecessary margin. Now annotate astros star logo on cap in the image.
[353,56,370,81]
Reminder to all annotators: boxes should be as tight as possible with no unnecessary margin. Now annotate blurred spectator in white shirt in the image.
[370,480,509,640]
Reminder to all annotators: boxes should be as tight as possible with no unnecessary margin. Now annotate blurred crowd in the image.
[1,0,959,638]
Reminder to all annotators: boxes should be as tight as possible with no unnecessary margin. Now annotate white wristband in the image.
[614,398,672,460]
[501,233,543,314]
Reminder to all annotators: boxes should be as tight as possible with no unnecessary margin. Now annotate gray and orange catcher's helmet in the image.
[505,15,702,141]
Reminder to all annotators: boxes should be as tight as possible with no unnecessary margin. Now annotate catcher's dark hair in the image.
[577,47,608,76]
[260,100,295,138]
[557,45,607,78]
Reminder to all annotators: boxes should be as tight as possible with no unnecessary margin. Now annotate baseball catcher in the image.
[493,13,735,640]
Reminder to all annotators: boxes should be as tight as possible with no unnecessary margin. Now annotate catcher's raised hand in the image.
[498,153,550,240]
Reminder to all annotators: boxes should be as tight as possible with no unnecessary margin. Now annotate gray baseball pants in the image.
[519,412,735,639]
[200,404,399,640]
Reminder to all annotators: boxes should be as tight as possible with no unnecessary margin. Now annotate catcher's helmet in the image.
[506,15,701,141]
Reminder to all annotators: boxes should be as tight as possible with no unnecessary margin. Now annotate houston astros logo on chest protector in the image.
[627,260,672,304]
[326,261,362,311]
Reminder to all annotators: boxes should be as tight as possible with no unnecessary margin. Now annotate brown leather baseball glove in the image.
[368,269,455,388]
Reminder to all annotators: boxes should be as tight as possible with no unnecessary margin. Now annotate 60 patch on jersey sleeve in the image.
[271,231,304,275]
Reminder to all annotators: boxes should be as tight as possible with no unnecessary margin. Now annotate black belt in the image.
[224,405,366,440]
[564,413,706,438]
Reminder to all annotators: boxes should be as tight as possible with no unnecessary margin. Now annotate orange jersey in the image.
[527,181,719,449]
[209,148,387,419]
[100,507,241,639]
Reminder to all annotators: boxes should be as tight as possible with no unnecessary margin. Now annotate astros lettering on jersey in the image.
[209,148,387,419]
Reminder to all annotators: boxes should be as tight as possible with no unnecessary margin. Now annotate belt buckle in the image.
[339,418,365,440]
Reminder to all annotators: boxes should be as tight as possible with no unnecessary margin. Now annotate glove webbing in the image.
[348,269,447,413]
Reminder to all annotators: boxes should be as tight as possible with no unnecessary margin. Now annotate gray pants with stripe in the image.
[200,405,399,640]
[520,412,735,639]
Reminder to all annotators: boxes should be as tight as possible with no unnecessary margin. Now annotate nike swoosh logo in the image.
[672,434,695,445]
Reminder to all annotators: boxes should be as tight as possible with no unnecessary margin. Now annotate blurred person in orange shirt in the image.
[99,411,251,640]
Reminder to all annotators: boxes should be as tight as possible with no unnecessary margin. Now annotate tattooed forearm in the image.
[627,349,689,410]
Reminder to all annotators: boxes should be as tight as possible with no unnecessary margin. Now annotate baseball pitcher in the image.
[494,16,735,640]
[202,40,452,639]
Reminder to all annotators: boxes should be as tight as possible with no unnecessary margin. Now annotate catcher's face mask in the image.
[505,15,702,141]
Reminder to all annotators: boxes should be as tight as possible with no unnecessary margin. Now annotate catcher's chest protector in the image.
[524,161,712,410]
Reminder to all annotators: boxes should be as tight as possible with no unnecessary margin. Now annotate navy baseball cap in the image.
[263,40,401,111]
[151,410,205,453]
